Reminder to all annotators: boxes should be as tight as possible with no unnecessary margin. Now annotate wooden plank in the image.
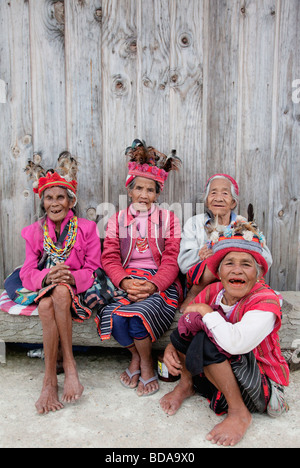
[235,0,278,286]
[0,290,299,355]
[100,0,138,209]
[136,0,174,209]
[167,0,205,219]
[268,0,300,291]
[64,0,103,218]
[204,0,241,180]
[28,0,67,165]
[0,0,33,285]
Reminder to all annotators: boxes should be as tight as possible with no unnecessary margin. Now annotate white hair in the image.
[204,175,238,208]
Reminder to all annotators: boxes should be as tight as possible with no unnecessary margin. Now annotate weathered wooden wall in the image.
[0,0,299,291]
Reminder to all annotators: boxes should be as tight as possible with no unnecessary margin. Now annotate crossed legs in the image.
[36,285,84,414]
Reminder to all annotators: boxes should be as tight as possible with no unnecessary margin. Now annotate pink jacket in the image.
[101,205,182,297]
[20,210,102,294]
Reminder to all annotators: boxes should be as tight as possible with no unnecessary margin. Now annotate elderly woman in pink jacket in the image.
[20,152,101,415]
[96,140,182,397]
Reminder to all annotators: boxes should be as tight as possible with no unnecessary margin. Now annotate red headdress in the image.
[125,139,181,192]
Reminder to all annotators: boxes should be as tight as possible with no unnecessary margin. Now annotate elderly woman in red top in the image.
[21,153,101,414]
[160,220,289,447]
[96,140,182,397]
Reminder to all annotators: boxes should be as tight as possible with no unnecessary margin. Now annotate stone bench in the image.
[1,289,300,368]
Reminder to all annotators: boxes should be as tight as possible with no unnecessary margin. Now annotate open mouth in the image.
[229,279,246,284]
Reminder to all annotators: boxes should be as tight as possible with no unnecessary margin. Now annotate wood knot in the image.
[112,75,128,96]
[12,144,20,158]
[23,135,32,146]
[86,207,97,221]
[143,77,153,89]
[54,1,65,25]
[94,8,102,22]
[178,32,192,48]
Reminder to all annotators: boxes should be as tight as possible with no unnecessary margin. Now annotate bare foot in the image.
[136,360,159,397]
[160,381,195,415]
[206,407,252,446]
[120,355,141,388]
[35,383,64,415]
[62,363,84,403]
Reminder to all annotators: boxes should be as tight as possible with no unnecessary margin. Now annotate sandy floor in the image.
[0,344,299,449]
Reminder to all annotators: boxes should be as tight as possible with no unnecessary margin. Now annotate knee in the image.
[38,297,54,321]
[51,285,71,308]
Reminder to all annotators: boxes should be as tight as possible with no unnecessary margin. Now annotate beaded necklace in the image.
[43,216,78,263]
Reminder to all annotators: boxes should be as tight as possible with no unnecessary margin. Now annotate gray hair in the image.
[204,175,238,209]
[218,256,263,279]
[127,178,161,195]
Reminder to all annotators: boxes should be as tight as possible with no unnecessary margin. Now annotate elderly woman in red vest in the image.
[21,153,102,414]
[96,140,182,397]
[160,220,289,447]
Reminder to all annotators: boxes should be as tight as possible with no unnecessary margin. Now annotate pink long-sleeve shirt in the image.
[20,210,102,294]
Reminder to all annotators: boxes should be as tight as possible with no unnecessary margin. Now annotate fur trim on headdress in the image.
[125,139,181,191]
[24,151,78,198]
[206,219,268,277]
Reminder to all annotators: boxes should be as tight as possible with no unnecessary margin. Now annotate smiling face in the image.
[43,186,75,230]
[206,178,236,223]
[128,177,158,212]
[219,251,261,305]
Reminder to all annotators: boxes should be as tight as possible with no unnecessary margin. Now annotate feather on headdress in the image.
[125,139,181,191]
[24,151,78,197]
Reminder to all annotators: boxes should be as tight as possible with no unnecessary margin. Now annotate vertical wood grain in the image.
[0,0,33,284]
[168,0,204,217]
[28,0,67,164]
[236,0,277,241]
[0,0,298,291]
[101,0,138,208]
[268,0,300,290]
[64,0,103,216]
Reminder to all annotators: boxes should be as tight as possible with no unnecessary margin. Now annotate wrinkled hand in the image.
[163,344,183,376]
[120,278,158,302]
[198,245,213,260]
[45,262,75,286]
[184,303,213,317]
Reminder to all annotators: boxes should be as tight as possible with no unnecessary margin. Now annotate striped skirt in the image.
[193,352,271,415]
[95,268,179,342]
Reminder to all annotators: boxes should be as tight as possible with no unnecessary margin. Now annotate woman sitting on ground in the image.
[96,139,182,397]
[21,152,102,414]
[160,220,289,447]
[178,174,272,311]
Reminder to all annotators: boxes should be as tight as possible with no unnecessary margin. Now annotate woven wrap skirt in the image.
[95,268,179,343]
[35,283,93,323]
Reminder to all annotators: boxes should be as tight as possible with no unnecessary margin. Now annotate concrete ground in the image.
[0,344,299,449]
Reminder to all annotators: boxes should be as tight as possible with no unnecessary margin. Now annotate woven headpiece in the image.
[25,151,78,198]
[206,217,268,277]
[125,139,181,191]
